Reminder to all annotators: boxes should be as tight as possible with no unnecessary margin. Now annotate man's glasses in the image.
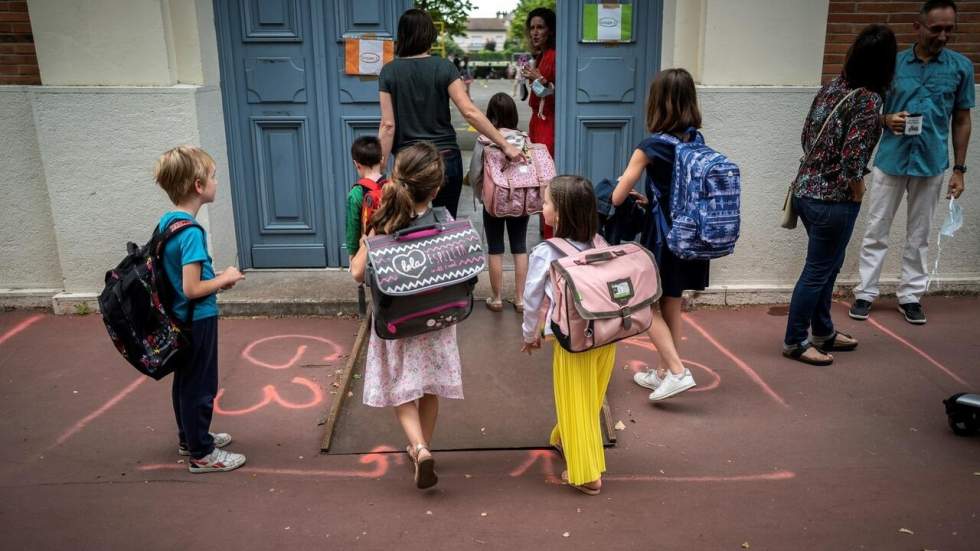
[925,24,956,34]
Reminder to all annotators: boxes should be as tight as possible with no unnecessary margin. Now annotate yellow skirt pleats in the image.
[548,340,616,486]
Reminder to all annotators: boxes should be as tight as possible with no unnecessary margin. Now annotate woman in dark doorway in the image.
[379,9,521,218]
[522,7,557,239]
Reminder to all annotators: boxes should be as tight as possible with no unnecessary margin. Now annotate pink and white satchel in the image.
[546,237,662,352]
[478,131,555,218]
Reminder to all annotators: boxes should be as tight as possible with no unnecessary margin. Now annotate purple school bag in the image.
[546,236,662,352]
[365,208,486,339]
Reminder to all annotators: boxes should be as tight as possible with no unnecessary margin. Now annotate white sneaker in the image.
[649,369,696,401]
[188,448,246,473]
[178,432,232,456]
[633,369,663,390]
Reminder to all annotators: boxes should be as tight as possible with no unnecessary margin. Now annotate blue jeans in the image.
[784,197,861,347]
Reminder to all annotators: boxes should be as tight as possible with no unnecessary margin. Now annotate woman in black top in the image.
[379,9,521,218]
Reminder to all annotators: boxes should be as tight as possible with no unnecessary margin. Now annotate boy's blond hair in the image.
[154,145,215,204]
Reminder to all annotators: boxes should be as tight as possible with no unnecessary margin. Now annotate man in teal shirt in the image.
[850,0,973,325]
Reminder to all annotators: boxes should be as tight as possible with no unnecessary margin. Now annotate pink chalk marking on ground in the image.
[0,314,43,347]
[605,470,796,483]
[214,376,323,416]
[52,376,146,448]
[509,449,561,483]
[838,301,968,386]
[623,339,721,392]
[138,445,400,478]
[682,314,789,408]
[242,334,344,370]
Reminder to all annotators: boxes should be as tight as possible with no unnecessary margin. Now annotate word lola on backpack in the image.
[366,208,486,339]
[99,219,201,380]
[546,237,662,353]
[652,129,741,260]
[477,131,556,218]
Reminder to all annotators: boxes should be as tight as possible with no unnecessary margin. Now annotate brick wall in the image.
[823,0,980,83]
[0,0,38,85]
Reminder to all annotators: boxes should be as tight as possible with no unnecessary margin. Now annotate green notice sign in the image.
[582,3,633,42]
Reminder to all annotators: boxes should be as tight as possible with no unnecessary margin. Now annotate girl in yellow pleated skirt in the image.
[520,175,616,495]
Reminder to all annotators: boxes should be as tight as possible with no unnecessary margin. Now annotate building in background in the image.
[457,13,511,52]
[1,0,978,311]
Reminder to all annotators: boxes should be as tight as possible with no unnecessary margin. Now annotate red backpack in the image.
[357,176,389,231]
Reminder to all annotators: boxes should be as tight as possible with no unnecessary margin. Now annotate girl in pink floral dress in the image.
[349,142,463,490]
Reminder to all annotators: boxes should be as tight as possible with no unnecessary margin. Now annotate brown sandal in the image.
[561,470,601,496]
[814,331,858,352]
[782,342,833,366]
[507,299,525,313]
[485,297,504,312]
[412,444,438,489]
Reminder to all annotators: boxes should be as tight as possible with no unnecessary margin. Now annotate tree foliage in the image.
[507,0,556,52]
[415,0,475,39]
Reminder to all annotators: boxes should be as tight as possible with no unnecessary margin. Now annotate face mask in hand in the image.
[531,78,554,98]
[940,198,963,237]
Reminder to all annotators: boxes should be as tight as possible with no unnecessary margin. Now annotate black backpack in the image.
[365,208,485,339]
[594,178,646,245]
[99,219,202,380]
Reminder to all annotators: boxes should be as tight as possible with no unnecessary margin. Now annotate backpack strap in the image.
[357,176,384,193]
[651,127,703,147]
[154,218,205,325]
[651,132,681,146]
[430,206,453,223]
[544,237,588,256]
[155,219,204,257]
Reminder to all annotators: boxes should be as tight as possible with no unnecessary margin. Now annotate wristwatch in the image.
[953,164,967,173]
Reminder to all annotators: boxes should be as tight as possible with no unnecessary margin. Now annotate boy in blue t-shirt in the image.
[154,145,246,473]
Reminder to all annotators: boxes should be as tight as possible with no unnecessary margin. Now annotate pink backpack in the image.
[478,132,555,218]
[546,237,662,352]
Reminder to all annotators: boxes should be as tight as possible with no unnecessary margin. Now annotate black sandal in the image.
[782,342,833,366]
[815,331,858,352]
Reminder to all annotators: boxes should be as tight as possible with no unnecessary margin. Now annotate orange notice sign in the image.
[344,38,394,76]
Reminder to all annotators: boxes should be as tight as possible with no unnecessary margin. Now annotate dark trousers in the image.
[432,149,464,219]
[172,316,218,459]
[483,209,529,255]
[784,197,861,347]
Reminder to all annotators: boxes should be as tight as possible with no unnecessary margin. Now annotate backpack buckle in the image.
[620,307,632,330]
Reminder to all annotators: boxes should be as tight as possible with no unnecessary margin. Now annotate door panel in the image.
[217,0,410,268]
[556,0,662,187]
[242,0,302,41]
[326,1,410,263]
[249,117,316,233]
[244,57,307,103]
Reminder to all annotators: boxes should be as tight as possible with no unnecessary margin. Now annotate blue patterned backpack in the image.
[653,130,741,260]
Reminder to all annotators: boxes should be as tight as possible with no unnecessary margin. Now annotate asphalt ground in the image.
[1,296,978,550]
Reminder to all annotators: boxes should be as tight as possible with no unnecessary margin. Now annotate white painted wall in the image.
[701,0,829,85]
[28,0,177,86]
[2,0,238,296]
[661,0,828,86]
[661,0,705,81]
[0,88,63,289]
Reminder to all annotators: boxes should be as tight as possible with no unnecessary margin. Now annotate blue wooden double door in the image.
[215,0,410,268]
[216,0,661,269]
